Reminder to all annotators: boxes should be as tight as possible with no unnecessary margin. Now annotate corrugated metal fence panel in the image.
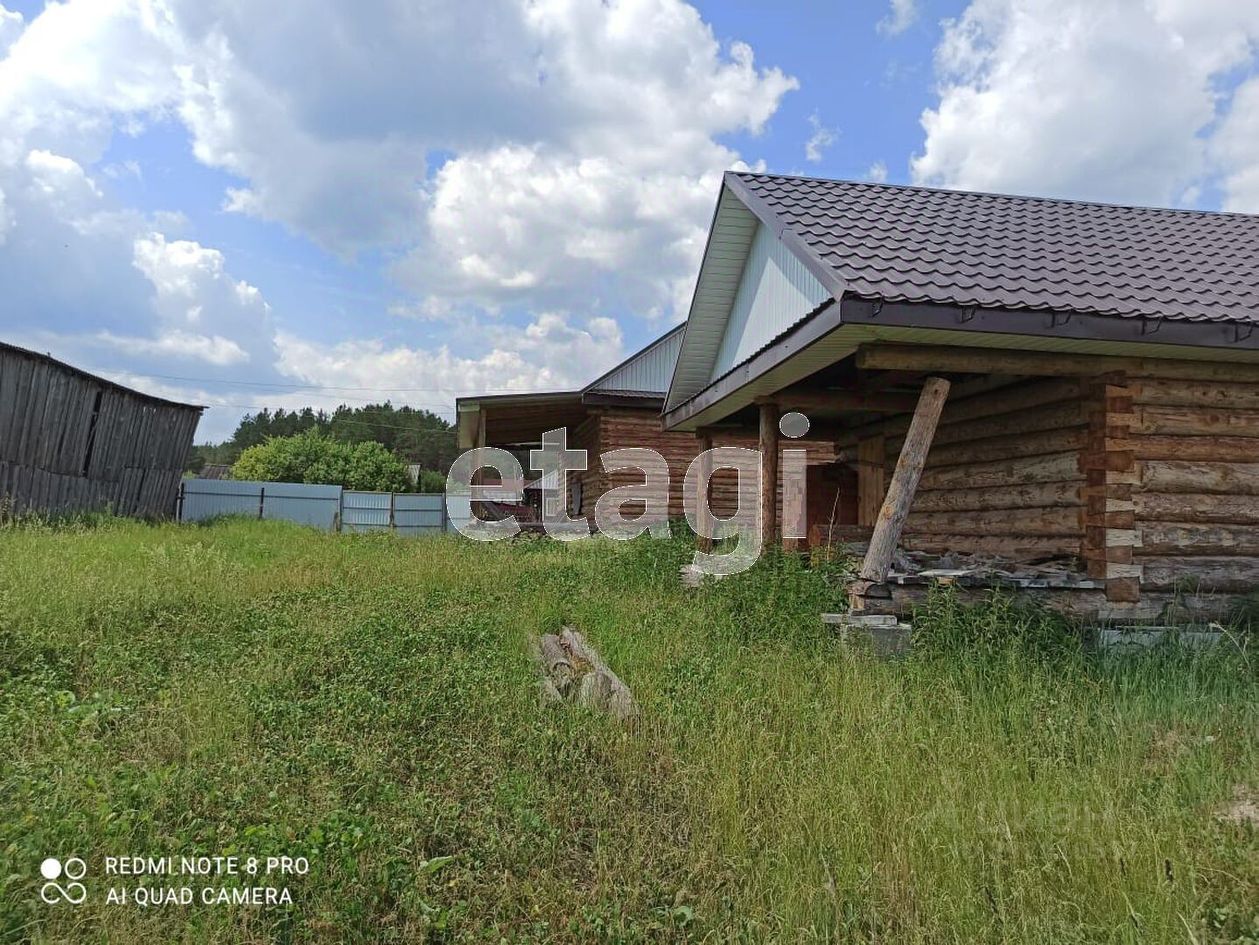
[180,479,264,522]
[179,479,450,536]
[260,482,343,529]
[341,490,391,533]
[393,493,447,536]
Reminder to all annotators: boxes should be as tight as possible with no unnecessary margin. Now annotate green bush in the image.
[232,430,410,492]
[415,469,447,493]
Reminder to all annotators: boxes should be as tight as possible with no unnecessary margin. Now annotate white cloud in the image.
[804,112,837,163]
[0,4,23,57]
[274,312,622,408]
[866,160,888,183]
[0,0,796,435]
[158,0,795,321]
[1214,75,1259,212]
[912,0,1259,207]
[878,0,919,36]
[93,329,250,366]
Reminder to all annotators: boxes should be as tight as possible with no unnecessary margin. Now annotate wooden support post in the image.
[858,377,951,585]
[781,446,807,554]
[696,430,713,553]
[759,402,779,548]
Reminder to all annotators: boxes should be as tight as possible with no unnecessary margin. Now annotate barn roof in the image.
[727,172,1259,325]
[0,340,205,411]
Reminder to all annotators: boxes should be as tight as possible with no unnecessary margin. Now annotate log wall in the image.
[847,355,1259,611]
[0,343,202,519]
[1128,375,1259,594]
[893,376,1090,561]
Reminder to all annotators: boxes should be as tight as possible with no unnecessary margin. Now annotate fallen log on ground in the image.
[530,626,638,723]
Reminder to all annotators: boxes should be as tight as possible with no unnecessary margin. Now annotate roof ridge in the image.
[727,170,1259,223]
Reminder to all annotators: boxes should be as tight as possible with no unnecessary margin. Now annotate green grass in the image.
[0,518,1255,943]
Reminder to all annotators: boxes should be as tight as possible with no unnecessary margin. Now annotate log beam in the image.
[759,402,779,547]
[858,377,951,584]
[757,388,920,414]
[856,343,1259,382]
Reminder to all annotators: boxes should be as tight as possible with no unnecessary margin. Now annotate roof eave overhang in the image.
[581,392,664,409]
[662,296,1259,431]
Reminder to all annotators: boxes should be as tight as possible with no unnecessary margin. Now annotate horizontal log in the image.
[898,534,1082,559]
[1140,522,1259,556]
[1132,436,1259,463]
[892,398,1087,452]
[856,344,1259,383]
[905,506,1082,537]
[917,451,1081,490]
[1134,492,1259,525]
[1132,406,1259,438]
[911,481,1082,513]
[924,426,1087,468]
[832,376,1084,446]
[1132,378,1259,410]
[1137,556,1259,593]
[1137,461,1259,495]
[758,388,920,413]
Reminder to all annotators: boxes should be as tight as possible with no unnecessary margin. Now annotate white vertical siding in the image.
[590,327,683,394]
[710,222,831,380]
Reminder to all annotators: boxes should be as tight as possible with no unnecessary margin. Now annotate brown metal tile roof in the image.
[730,172,1259,324]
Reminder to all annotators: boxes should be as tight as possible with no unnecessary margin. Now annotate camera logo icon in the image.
[39,857,87,904]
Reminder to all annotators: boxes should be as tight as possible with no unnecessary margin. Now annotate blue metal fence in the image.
[178,479,448,535]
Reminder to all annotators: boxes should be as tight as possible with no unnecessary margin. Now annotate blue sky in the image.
[1,0,1257,441]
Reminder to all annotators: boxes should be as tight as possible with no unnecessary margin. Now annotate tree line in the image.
[187,403,458,491]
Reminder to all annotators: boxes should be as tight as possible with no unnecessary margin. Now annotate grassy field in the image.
[1,518,1256,943]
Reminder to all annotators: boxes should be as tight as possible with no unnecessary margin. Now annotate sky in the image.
[1,0,1257,442]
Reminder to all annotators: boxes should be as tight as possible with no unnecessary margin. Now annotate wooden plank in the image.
[1140,522,1259,555]
[911,481,1081,512]
[860,377,950,584]
[1134,492,1259,525]
[1138,460,1259,495]
[759,403,778,546]
[904,506,1081,537]
[856,343,1259,382]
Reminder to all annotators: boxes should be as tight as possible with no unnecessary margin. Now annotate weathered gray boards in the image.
[0,342,203,518]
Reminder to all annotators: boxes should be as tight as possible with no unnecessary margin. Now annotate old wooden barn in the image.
[0,342,203,518]
[664,173,1259,624]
